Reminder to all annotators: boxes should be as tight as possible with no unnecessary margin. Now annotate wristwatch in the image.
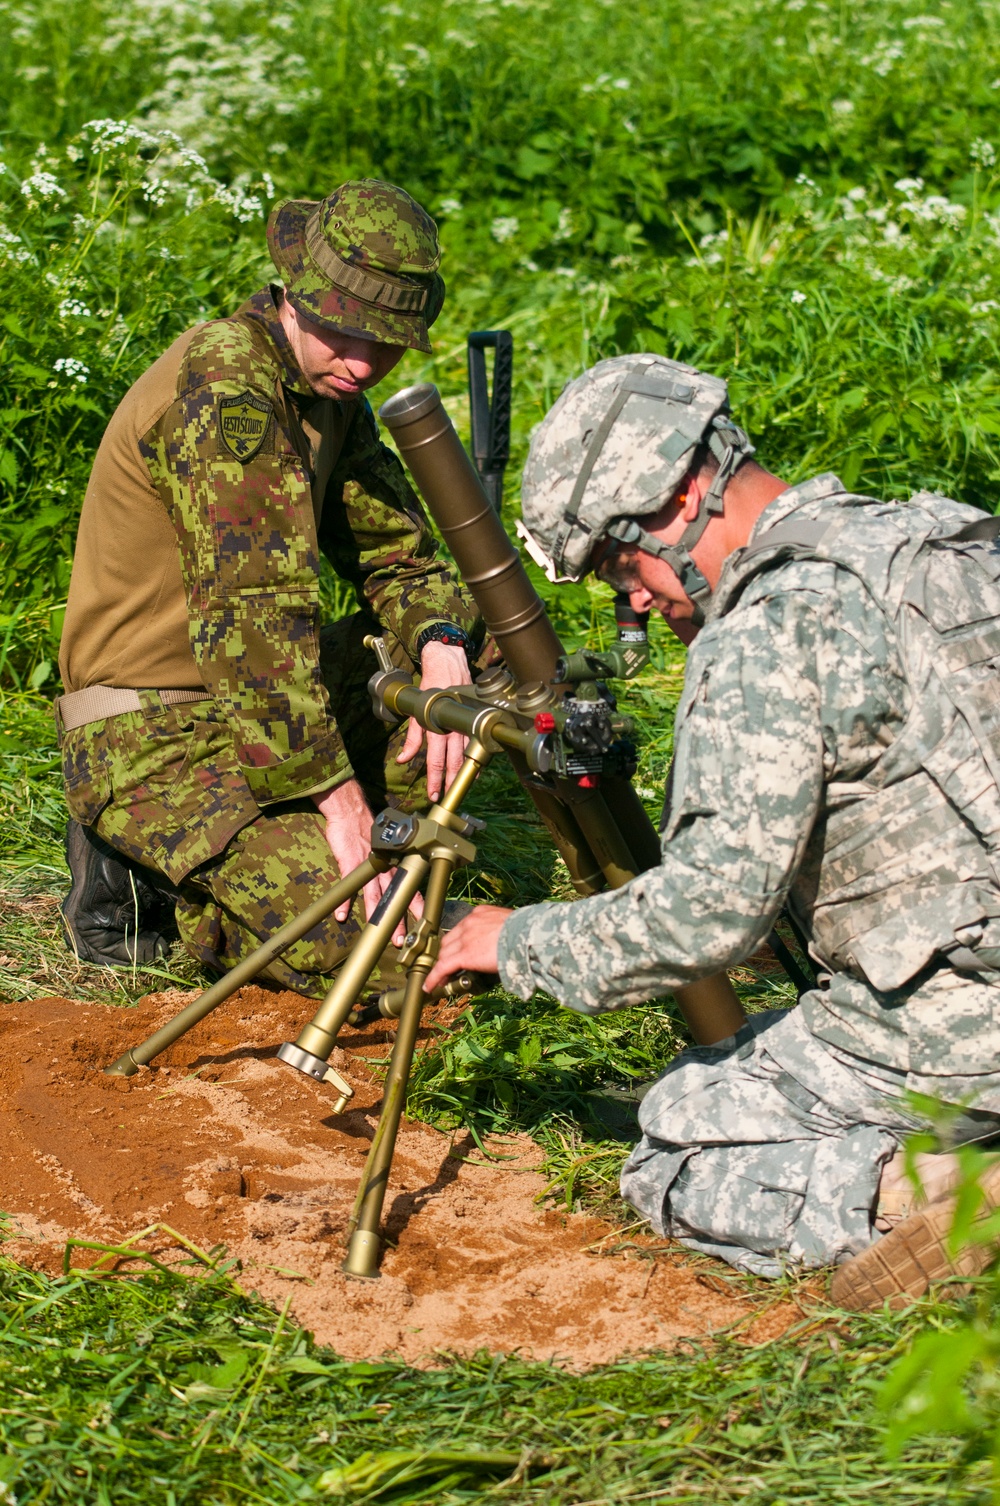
[415,622,475,659]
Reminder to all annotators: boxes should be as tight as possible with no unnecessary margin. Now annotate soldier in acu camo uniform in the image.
[57,179,481,997]
[426,353,1000,1309]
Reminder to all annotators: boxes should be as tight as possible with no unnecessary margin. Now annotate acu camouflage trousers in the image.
[62,614,429,998]
[620,1004,1000,1275]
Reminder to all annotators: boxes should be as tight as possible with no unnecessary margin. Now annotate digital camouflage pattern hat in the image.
[267,178,445,354]
[517,354,753,617]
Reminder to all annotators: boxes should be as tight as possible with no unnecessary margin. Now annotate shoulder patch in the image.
[219,391,272,462]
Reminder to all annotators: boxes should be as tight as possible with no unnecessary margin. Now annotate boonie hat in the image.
[267,178,445,354]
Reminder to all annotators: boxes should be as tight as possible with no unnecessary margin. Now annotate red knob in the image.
[534,712,557,733]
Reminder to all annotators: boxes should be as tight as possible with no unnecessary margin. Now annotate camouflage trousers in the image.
[64,614,429,999]
[620,1004,1000,1277]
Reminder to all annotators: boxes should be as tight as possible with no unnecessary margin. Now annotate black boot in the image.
[60,820,178,967]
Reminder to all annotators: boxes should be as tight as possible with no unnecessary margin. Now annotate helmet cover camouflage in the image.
[267,178,445,353]
[517,355,747,585]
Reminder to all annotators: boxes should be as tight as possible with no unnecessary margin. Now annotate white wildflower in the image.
[21,171,66,201]
[971,138,997,168]
[268,142,289,154]
[862,40,904,74]
[902,13,945,25]
[971,300,1000,315]
[555,206,574,239]
[894,177,924,196]
[613,78,631,89]
[790,289,807,304]
[795,172,817,191]
[0,226,31,265]
[57,297,92,319]
[905,194,966,226]
[555,266,577,278]
[490,215,519,243]
[438,197,463,216]
[832,99,855,115]
[213,184,263,222]
[53,357,89,384]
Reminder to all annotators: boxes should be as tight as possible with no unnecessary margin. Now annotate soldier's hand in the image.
[423,905,511,994]
[397,641,473,801]
[312,778,414,942]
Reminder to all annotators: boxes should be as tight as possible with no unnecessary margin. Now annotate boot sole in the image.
[831,1164,1000,1311]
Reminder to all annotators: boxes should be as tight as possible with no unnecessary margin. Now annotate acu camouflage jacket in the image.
[499,476,1000,1096]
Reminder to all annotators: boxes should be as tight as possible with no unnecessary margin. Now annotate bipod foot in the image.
[105,1049,141,1078]
[342,1229,382,1280]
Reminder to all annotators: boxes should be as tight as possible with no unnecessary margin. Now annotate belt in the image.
[56,684,210,733]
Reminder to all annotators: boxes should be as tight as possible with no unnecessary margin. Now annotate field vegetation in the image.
[1,0,1000,1498]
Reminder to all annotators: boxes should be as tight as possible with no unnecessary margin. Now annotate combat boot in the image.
[60,819,177,967]
[831,1157,1000,1311]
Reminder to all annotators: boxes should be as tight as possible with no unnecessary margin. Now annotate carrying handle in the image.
[467,329,514,513]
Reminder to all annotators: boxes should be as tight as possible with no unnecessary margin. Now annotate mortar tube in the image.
[378,383,610,896]
[380,384,563,687]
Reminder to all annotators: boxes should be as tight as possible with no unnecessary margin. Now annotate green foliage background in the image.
[0,0,999,1499]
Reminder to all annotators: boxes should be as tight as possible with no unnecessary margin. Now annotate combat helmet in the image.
[517,355,753,618]
[267,179,445,354]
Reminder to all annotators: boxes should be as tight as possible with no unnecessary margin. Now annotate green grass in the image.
[0,1251,984,1504]
[0,0,999,1497]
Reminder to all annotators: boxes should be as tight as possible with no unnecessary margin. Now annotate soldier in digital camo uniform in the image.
[426,353,1000,1309]
[57,179,480,996]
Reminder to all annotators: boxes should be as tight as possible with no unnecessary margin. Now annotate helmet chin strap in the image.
[605,418,753,628]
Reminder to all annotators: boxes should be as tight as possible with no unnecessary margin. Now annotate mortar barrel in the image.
[379,383,563,686]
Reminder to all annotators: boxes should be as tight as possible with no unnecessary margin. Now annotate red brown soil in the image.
[0,989,814,1366]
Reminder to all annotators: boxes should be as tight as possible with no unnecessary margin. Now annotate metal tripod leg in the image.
[342,853,455,1279]
[285,737,491,1071]
[104,856,387,1077]
[281,854,430,1067]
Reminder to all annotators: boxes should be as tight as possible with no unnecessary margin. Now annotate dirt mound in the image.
[0,990,810,1365]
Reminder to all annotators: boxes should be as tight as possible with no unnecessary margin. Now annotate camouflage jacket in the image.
[499,475,1000,1087]
[139,287,477,800]
[59,288,478,879]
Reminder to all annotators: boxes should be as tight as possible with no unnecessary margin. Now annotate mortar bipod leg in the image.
[105,856,388,1078]
[282,734,493,1076]
[277,853,430,1081]
[343,852,455,1280]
